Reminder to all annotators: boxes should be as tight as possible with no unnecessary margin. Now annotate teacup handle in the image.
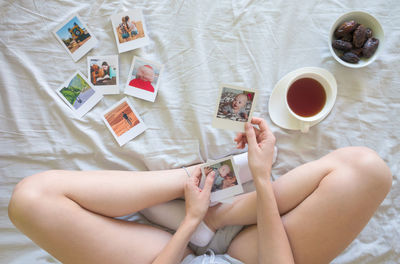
[300,121,310,133]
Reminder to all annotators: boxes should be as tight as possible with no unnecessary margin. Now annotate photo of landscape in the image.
[60,73,95,110]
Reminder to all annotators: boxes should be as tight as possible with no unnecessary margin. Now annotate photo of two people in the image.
[116,15,145,43]
[111,9,150,53]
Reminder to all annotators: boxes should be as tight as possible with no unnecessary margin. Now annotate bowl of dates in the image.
[329,11,384,68]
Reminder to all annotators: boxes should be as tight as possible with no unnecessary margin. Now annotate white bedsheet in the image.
[1,0,399,263]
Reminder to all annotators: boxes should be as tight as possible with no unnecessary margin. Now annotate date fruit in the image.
[335,20,358,37]
[332,40,353,51]
[366,28,373,39]
[340,33,353,42]
[332,19,379,64]
[353,25,367,48]
[350,48,363,57]
[362,37,379,58]
[340,52,360,63]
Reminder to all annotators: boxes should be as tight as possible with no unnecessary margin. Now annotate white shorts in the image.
[181,249,244,264]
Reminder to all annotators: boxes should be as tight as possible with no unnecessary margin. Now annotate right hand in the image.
[237,117,276,178]
[184,168,215,223]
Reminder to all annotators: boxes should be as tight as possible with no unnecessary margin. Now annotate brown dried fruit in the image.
[341,52,360,63]
[332,40,353,51]
[362,37,379,58]
[350,48,363,57]
[340,33,353,42]
[366,28,373,39]
[335,20,358,37]
[353,25,367,48]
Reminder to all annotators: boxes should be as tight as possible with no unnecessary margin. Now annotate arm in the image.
[151,168,215,264]
[239,118,295,263]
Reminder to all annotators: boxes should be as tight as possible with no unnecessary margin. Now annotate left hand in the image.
[184,167,215,222]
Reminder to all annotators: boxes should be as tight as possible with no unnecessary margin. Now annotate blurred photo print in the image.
[53,14,98,62]
[212,84,257,132]
[102,97,147,146]
[111,9,150,53]
[88,55,119,94]
[56,71,103,118]
[124,56,163,102]
[200,156,243,203]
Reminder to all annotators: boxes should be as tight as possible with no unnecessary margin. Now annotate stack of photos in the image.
[87,55,119,94]
[200,157,244,203]
[111,9,150,53]
[56,71,103,118]
[53,15,98,62]
[212,84,258,132]
[102,97,147,146]
[125,56,164,102]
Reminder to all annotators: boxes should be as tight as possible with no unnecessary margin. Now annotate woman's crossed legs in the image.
[8,147,391,264]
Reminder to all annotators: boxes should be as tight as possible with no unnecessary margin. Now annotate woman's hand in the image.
[235,117,276,178]
[184,168,215,223]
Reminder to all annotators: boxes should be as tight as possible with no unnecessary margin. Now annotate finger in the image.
[245,122,258,149]
[234,133,243,142]
[251,117,272,135]
[202,171,215,194]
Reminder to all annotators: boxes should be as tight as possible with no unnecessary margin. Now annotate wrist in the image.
[182,215,202,229]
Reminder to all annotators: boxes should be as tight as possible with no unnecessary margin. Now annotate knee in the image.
[8,170,57,226]
[334,147,392,196]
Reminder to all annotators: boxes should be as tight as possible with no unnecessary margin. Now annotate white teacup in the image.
[285,72,335,133]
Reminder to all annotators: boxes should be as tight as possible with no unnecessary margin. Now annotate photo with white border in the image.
[56,71,103,118]
[102,97,147,146]
[111,9,150,53]
[87,55,119,94]
[53,14,98,62]
[212,84,257,132]
[200,156,244,203]
[124,56,163,102]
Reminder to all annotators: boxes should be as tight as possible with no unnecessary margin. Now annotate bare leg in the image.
[8,166,198,264]
[205,147,391,263]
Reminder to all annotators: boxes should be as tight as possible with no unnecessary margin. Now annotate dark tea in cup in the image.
[286,78,326,117]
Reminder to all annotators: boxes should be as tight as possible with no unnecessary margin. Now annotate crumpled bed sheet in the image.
[0,0,399,263]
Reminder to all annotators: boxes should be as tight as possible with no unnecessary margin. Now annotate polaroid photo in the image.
[211,84,258,132]
[87,55,119,95]
[102,97,147,146]
[200,156,244,203]
[124,56,164,102]
[111,9,150,53]
[53,14,98,62]
[56,71,103,118]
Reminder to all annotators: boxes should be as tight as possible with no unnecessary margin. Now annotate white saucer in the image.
[268,67,337,131]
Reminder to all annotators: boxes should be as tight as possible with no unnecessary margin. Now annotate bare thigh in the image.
[8,170,193,264]
[227,147,392,264]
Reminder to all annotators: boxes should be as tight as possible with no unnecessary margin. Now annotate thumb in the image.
[245,122,257,149]
[202,171,215,194]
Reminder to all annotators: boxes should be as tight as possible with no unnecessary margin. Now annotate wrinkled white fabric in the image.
[1,0,399,263]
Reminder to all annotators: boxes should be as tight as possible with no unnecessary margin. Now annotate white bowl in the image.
[329,11,384,68]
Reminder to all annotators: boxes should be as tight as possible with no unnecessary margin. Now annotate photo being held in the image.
[216,87,255,123]
[221,93,249,119]
[204,163,237,192]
